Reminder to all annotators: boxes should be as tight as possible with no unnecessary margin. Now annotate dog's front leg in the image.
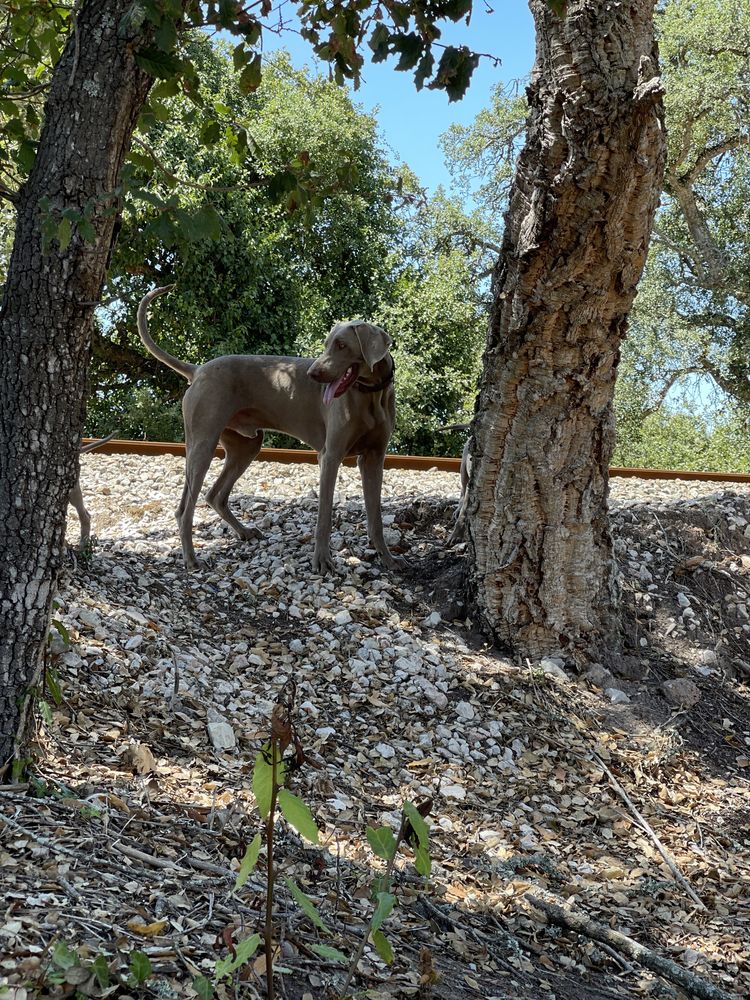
[358,450,401,569]
[312,446,342,574]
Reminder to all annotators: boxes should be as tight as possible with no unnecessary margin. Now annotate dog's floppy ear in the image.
[353,323,392,370]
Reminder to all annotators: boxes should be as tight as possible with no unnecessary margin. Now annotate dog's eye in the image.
[335,339,345,350]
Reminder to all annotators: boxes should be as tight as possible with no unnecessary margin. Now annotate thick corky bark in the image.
[0,0,152,766]
[467,0,665,662]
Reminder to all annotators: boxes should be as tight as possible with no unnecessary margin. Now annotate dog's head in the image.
[308,320,392,406]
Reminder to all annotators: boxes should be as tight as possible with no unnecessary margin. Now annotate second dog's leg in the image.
[312,446,342,574]
[206,429,264,540]
[358,450,400,569]
[68,482,91,548]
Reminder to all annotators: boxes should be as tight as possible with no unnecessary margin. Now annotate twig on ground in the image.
[525,890,739,1000]
[591,751,706,910]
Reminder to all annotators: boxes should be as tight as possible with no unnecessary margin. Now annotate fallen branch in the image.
[525,891,739,1000]
[592,751,706,911]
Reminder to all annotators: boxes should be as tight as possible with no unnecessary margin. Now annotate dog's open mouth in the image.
[322,364,360,406]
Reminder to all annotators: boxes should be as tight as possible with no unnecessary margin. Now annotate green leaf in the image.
[200,119,222,146]
[371,929,394,964]
[49,617,70,645]
[252,742,280,819]
[129,950,152,985]
[309,943,348,964]
[284,877,329,932]
[134,46,183,80]
[431,45,479,102]
[367,826,397,861]
[154,16,178,52]
[238,53,262,94]
[192,974,213,1000]
[215,933,261,980]
[392,33,423,72]
[151,77,181,99]
[414,842,431,876]
[52,941,78,970]
[78,218,96,243]
[371,891,395,933]
[402,801,430,850]
[57,218,72,253]
[235,833,261,888]
[414,52,435,91]
[91,955,110,988]
[368,23,390,63]
[17,138,37,173]
[277,789,319,843]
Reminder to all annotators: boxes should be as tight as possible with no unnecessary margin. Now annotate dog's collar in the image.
[354,357,395,393]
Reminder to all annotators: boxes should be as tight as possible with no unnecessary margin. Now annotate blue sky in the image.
[261,3,536,194]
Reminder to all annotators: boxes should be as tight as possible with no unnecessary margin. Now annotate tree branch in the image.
[525,890,741,1000]
[132,136,268,194]
[683,132,750,186]
[641,366,706,418]
[0,182,19,205]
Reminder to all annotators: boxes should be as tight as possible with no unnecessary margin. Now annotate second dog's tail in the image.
[137,285,197,382]
[438,423,471,433]
[80,431,117,454]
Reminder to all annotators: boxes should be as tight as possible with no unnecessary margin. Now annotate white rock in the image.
[697,648,717,666]
[334,610,352,626]
[417,677,448,709]
[455,700,475,721]
[677,592,691,608]
[207,721,236,751]
[442,782,466,801]
[375,743,396,759]
[661,678,701,708]
[124,635,143,650]
[540,658,568,681]
[605,688,631,704]
[422,612,441,627]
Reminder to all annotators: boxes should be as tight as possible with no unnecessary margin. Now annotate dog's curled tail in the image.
[80,430,117,454]
[137,285,197,382]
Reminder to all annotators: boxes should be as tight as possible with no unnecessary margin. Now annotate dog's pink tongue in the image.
[323,374,346,406]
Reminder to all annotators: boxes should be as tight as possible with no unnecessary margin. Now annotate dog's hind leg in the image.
[358,450,400,569]
[68,482,91,548]
[177,428,221,570]
[206,428,264,541]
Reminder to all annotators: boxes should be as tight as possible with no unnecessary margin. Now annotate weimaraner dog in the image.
[69,432,117,547]
[137,286,398,573]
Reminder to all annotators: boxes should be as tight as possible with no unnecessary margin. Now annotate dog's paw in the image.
[237,525,262,542]
[311,548,335,574]
[381,551,406,571]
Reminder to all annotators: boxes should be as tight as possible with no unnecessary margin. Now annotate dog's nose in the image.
[307,362,325,382]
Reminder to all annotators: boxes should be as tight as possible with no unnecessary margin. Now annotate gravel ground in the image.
[1,454,749,1000]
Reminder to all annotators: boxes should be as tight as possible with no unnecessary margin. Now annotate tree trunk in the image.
[0,0,152,768]
[467,0,665,663]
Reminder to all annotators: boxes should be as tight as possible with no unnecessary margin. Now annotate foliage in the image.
[198,681,435,999]
[381,248,486,453]
[641,0,750,406]
[31,939,153,994]
[439,81,527,230]
[613,406,750,473]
